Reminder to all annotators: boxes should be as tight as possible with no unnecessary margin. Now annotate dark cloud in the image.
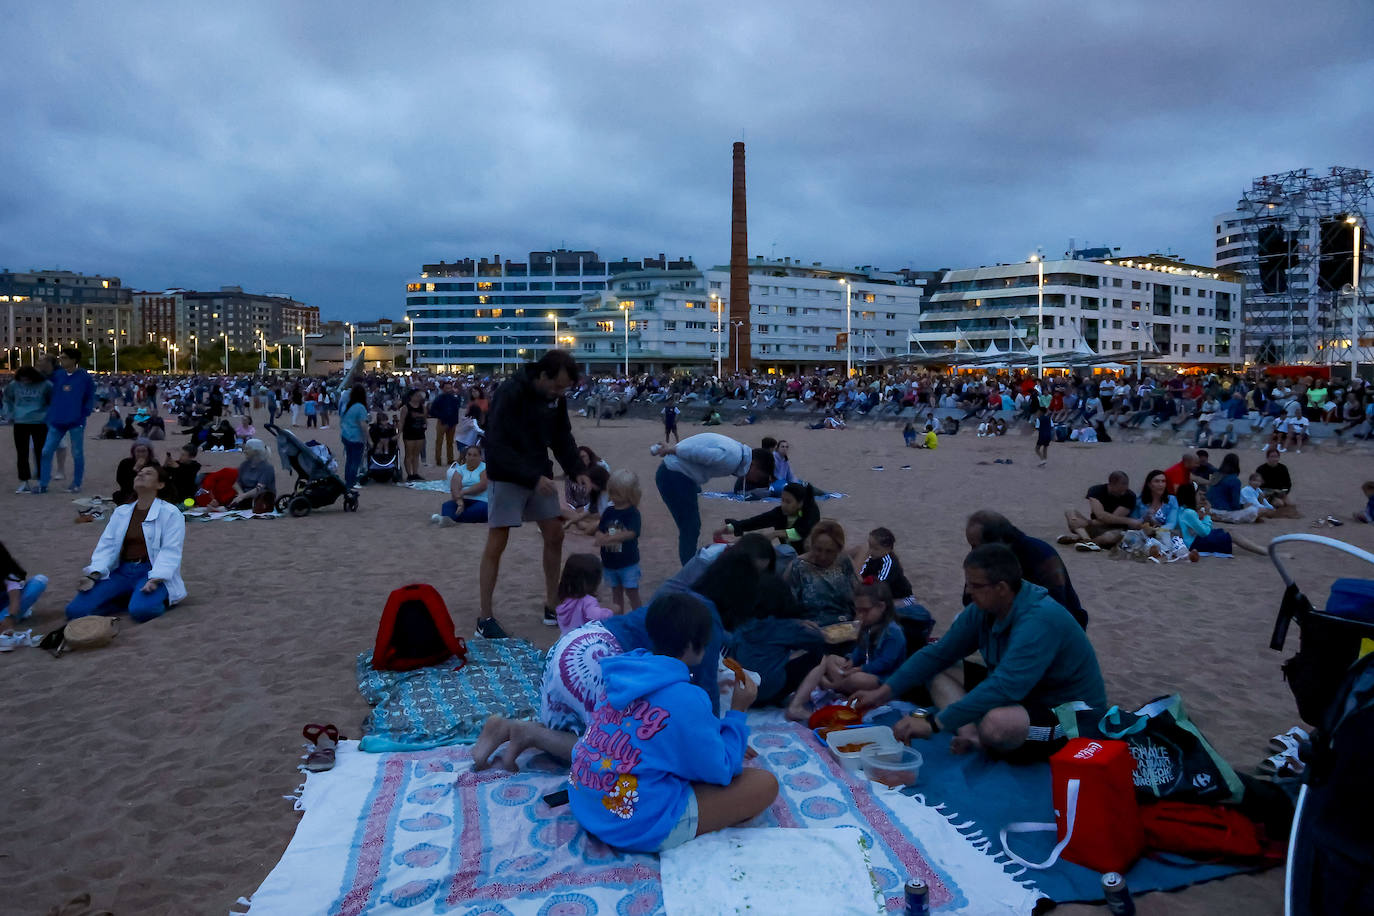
[1,0,1371,318]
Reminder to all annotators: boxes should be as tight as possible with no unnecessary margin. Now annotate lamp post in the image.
[619,303,631,378]
[840,279,852,378]
[223,333,229,373]
[548,312,559,349]
[731,320,745,373]
[346,322,355,366]
[404,318,412,373]
[300,325,307,373]
[1349,216,1363,379]
[711,293,723,378]
[1030,254,1045,377]
[109,328,119,374]
[494,324,512,376]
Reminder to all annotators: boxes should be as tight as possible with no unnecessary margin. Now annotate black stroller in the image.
[265,422,359,516]
[1267,533,1374,915]
[362,440,402,484]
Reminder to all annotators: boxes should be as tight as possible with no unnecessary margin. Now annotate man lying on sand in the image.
[853,543,1106,761]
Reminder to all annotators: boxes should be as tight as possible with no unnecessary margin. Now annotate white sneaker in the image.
[14,483,29,494]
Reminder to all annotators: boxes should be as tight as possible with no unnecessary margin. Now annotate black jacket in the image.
[485,367,583,489]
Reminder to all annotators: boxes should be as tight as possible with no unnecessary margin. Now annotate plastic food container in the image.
[860,744,923,788]
[823,725,899,774]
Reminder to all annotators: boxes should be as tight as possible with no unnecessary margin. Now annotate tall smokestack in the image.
[730,141,752,372]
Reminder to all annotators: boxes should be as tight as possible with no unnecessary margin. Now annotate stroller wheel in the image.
[343,493,359,513]
[275,494,292,514]
[288,496,312,518]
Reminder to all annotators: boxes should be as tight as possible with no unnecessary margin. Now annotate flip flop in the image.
[1075,541,1102,552]
[1056,535,1080,545]
[1269,727,1312,756]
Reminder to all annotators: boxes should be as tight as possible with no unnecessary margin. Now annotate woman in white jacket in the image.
[66,464,187,622]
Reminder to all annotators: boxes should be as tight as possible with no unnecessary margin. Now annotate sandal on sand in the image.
[302,723,347,772]
[1056,535,1080,545]
[1075,541,1102,552]
[1257,752,1306,778]
[1270,726,1312,757]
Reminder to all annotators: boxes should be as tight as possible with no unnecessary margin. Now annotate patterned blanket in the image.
[245,713,1043,915]
[356,640,547,752]
[702,491,846,502]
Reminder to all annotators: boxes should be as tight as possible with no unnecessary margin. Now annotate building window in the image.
[663,321,677,331]
[1113,299,1122,308]
[757,324,769,334]
[1112,341,1122,350]
[1112,278,1123,287]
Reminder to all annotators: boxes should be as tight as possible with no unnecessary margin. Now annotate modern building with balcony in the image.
[912,254,1243,367]
[133,286,319,353]
[566,256,925,374]
[403,250,695,371]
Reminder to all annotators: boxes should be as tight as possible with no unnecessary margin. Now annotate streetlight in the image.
[404,318,412,373]
[839,279,852,378]
[171,344,178,374]
[109,328,118,374]
[223,333,229,374]
[494,324,512,375]
[190,334,198,374]
[731,320,745,373]
[618,303,632,378]
[711,293,723,377]
[1349,215,1363,379]
[300,325,307,373]
[1030,253,1045,377]
[346,322,355,365]
[548,312,559,349]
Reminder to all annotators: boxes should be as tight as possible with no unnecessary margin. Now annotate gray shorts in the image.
[487,480,562,528]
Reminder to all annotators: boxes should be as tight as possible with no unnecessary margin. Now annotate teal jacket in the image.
[884,582,1107,731]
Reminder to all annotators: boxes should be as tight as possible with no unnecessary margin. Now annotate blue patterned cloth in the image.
[356,639,546,752]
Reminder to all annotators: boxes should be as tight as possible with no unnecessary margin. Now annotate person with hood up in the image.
[568,593,777,853]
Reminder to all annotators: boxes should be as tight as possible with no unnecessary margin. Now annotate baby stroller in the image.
[266,423,358,517]
[363,441,402,484]
[1267,534,1374,915]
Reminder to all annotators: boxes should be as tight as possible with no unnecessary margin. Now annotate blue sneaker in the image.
[66,485,82,494]
[27,486,48,494]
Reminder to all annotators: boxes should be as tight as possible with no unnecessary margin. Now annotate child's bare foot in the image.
[784,700,810,723]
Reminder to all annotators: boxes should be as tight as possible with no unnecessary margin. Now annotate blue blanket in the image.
[356,639,546,753]
[702,490,846,502]
[876,715,1267,905]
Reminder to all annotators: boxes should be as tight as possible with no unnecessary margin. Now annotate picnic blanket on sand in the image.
[244,712,1043,915]
[356,640,546,753]
[702,490,846,502]
[876,714,1267,906]
[397,479,451,493]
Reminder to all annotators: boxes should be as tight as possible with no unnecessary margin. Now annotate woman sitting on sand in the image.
[162,443,201,504]
[1206,453,1261,524]
[223,438,276,511]
[1175,483,1266,559]
[564,445,611,511]
[781,520,859,626]
[113,439,159,506]
[470,545,765,771]
[436,444,489,525]
[66,465,186,623]
[1118,469,1183,562]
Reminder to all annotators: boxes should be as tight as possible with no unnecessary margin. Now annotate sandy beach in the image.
[4,413,1371,915]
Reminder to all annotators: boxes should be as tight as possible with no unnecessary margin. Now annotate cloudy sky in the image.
[3,1,1371,320]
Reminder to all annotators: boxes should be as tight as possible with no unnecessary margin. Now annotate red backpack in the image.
[372,584,467,672]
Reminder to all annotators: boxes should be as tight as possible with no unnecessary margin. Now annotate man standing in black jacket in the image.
[477,350,590,637]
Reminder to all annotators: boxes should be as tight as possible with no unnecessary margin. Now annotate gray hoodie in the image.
[662,433,751,486]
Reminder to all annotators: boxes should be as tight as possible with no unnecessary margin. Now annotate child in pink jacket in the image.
[555,554,616,633]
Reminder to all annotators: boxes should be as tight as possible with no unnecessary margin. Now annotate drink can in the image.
[904,878,929,916]
[1101,872,1135,916]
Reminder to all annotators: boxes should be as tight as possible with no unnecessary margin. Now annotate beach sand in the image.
[4,413,1370,915]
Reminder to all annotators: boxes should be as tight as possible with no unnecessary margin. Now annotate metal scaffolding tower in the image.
[1232,167,1373,367]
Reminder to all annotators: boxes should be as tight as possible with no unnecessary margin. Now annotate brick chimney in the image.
[730,141,752,371]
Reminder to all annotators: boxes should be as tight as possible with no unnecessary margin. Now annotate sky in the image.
[2,0,1372,321]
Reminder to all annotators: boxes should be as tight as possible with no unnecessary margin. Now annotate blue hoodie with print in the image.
[46,366,95,431]
[568,649,749,852]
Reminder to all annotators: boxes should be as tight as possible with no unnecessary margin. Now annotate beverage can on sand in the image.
[1101,872,1135,916]
[904,878,929,915]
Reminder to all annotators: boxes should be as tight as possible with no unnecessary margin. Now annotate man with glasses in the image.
[853,544,1105,761]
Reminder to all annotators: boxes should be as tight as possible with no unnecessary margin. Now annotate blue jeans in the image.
[440,498,489,523]
[2,575,47,623]
[342,439,365,486]
[40,420,86,489]
[656,463,702,567]
[66,561,170,623]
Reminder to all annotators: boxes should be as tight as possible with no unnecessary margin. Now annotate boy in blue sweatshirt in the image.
[569,593,778,853]
[38,348,96,493]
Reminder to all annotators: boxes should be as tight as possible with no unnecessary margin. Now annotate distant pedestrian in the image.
[1034,404,1052,467]
[662,401,680,443]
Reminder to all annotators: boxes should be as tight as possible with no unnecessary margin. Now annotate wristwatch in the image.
[908,708,940,733]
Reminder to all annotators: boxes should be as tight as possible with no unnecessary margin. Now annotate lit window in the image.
[426,283,436,292]
[477,282,494,290]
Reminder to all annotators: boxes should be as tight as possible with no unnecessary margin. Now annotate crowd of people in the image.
[4,345,1371,859]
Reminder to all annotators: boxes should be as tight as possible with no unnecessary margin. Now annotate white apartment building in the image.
[566,257,925,373]
[913,255,1243,366]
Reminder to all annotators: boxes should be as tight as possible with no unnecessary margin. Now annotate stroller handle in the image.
[1267,533,1374,590]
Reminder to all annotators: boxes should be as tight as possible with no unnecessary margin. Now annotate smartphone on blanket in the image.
[542,789,570,808]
